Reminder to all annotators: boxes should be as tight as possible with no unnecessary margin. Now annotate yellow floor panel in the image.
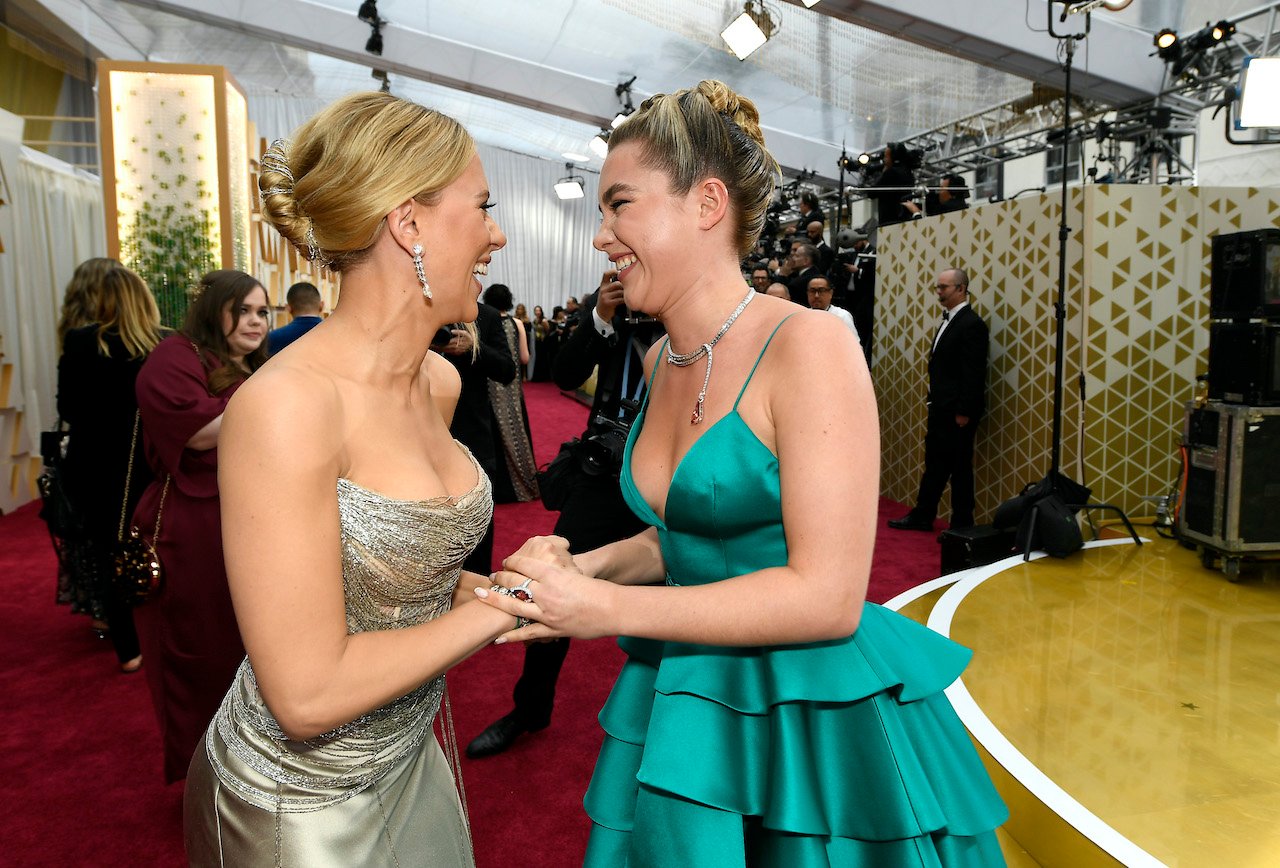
[938,533,1280,866]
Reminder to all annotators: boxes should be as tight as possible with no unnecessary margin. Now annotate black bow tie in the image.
[941,311,950,322]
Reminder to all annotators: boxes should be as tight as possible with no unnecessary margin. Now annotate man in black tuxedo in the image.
[805,221,834,274]
[441,302,516,574]
[786,242,822,306]
[889,267,989,532]
[466,269,663,757]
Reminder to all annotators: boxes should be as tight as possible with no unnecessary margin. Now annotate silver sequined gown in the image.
[184,445,492,867]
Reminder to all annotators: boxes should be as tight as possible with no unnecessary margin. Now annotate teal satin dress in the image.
[583,320,1008,866]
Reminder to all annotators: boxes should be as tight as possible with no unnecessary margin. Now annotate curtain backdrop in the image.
[248,94,605,316]
[0,108,106,509]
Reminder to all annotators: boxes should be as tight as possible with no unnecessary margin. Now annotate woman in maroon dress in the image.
[132,270,270,783]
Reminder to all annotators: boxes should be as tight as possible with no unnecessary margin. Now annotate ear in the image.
[695,177,730,231]
[385,199,421,255]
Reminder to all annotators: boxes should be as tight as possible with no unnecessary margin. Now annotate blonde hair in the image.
[259,92,476,272]
[58,258,118,347]
[608,80,780,257]
[95,264,163,359]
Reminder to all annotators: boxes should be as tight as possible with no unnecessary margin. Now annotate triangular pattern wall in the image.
[875,186,1280,521]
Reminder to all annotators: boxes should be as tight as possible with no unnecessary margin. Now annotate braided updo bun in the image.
[258,92,474,272]
[608,79,779,257]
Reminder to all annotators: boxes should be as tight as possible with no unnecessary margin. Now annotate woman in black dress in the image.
[56,261,164,672]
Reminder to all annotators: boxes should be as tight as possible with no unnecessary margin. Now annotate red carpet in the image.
[0,380,941,866]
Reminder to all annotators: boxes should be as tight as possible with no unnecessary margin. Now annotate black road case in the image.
[1179,401,1280,579]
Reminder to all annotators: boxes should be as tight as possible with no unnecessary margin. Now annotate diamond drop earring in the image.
[412,244,431,299]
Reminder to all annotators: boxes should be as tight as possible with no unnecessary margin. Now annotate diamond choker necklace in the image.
[665,288,756,424]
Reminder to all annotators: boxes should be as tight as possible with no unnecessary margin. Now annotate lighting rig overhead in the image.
[1153,19,1237,79]
[721,1,779,61]
[554,163,586,200]
[588,129,610,159]
[357,0,385,56]
[612,76,636,129]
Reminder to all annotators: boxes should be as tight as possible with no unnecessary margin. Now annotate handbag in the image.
[36,421,80,540]
[536,438,583,512]
[112,410,170,605]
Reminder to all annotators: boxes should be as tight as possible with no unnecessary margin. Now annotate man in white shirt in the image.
[806,275,857,337]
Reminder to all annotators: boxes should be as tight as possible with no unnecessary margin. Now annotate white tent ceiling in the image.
[26,0,1265,179]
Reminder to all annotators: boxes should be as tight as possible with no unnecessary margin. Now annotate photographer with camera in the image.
[868,142,919,227]
[465,268,664,758]
[836,228,876,359]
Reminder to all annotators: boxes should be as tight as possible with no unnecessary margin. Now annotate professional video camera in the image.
[579,398,642,476]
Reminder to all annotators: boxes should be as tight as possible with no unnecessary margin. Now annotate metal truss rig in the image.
[841,2,1280,191]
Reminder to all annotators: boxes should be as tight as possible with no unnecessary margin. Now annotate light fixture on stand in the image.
[1237,56,1280,128]
[371,68,390,93]
[612,76,637,128]
[358,0,385,56]
[721,1,779,61]
[1219,54,1280,144]
[588,129,611,158]
[554,163,586,200]
[1000,0,1145,554]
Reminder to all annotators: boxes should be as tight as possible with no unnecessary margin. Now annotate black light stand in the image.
[1028,2,1142,551]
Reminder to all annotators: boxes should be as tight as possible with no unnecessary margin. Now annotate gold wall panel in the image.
[875,186,1280,521]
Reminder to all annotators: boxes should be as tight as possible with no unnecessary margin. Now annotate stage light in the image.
[1211,20,1236,43]
[588,130,610,158]
[366,23,383,55]
[371,68,390,93]
[857,152,872,165]
[610,77,637,129]
[554,164,586,200]
[357,0,378,24]
[1154,28,1178,52]
[722,1,778,61]
[1238,56,1280,128]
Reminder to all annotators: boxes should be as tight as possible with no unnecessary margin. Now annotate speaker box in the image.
[1208,321,1280,405]
[1211,229,1280,321]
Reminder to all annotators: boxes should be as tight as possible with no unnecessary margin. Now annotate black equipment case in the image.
[940,525,1019,576]
[1180,401,1280,578]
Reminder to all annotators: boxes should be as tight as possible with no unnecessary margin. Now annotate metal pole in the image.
[1050,33,1077,480]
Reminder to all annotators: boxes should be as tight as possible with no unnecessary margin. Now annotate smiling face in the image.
[418,154,506,322]
[593,142,703,315]
[222,284,270,361]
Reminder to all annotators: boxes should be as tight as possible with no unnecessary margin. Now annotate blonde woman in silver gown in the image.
[183,93,556,866]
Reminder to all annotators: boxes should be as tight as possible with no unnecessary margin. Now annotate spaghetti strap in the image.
[733,315,795,409]
[638,337,670,413]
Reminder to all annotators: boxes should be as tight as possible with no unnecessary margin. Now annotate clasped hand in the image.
[475,535,609,644]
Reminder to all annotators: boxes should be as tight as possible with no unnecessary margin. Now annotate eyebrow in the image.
[599,182,638,207]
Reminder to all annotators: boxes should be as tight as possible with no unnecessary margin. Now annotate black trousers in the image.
[912,404,978,527]
[510,468,647,726]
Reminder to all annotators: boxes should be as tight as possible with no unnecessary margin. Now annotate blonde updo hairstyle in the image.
[607,80,780,258]
[259,92,475,272]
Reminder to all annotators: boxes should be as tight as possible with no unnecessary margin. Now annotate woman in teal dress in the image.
[480,80,1007,866]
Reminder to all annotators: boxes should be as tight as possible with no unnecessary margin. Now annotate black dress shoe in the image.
[887,514,934,531]
[464,711,547,758]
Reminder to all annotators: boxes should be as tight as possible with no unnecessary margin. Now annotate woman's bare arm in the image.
[486,312,877,646]
[186,414,223,450]
[220,366,515,741]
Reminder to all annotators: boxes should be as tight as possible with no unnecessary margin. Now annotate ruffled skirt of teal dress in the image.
[583,602,1008,867]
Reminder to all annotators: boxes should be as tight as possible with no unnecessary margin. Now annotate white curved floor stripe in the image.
[887,538,1165,868]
